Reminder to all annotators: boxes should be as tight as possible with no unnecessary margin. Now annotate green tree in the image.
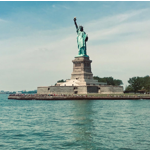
[114,79,123,86]
[93,76,123,86]
[57,79,65,83]
[128,77,144,93]
[125,85,134,92]
[105,77,114,85]
[93,76,106,83]
[143,76,150,92]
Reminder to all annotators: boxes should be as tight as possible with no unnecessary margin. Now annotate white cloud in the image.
[51,4,70,10]
[0,18,7,23]
[61,5,70,9]
[85,8,149,31]
[88,20,150,43]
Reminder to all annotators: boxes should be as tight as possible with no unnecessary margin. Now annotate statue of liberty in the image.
[73,17,89,57]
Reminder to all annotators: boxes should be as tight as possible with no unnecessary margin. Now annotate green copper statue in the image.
[74,17,89,57]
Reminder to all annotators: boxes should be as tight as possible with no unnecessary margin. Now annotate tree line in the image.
[125,75,150,93]
[93,76,123,86]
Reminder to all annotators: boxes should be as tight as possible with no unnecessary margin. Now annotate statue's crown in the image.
[79,25,83,31]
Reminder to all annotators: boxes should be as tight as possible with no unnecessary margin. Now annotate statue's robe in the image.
[76,29,88,56]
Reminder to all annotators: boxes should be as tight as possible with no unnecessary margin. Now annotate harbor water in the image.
[0,94,150,150]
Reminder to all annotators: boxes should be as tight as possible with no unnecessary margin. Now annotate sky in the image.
[0,1,150,91]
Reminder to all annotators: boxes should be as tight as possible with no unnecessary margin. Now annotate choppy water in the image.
[0,94,150,150]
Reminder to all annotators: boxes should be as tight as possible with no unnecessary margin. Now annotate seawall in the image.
[8,94,150,100]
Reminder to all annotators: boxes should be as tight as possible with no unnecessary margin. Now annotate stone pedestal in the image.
[69,56,101,86]
[71,56,93,80]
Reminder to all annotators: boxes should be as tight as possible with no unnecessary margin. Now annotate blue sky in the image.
[0,1,150,91]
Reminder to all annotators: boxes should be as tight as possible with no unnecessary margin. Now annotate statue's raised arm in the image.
[73,17,78,30]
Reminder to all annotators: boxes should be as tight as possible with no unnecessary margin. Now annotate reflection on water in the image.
[71,100,95,149]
